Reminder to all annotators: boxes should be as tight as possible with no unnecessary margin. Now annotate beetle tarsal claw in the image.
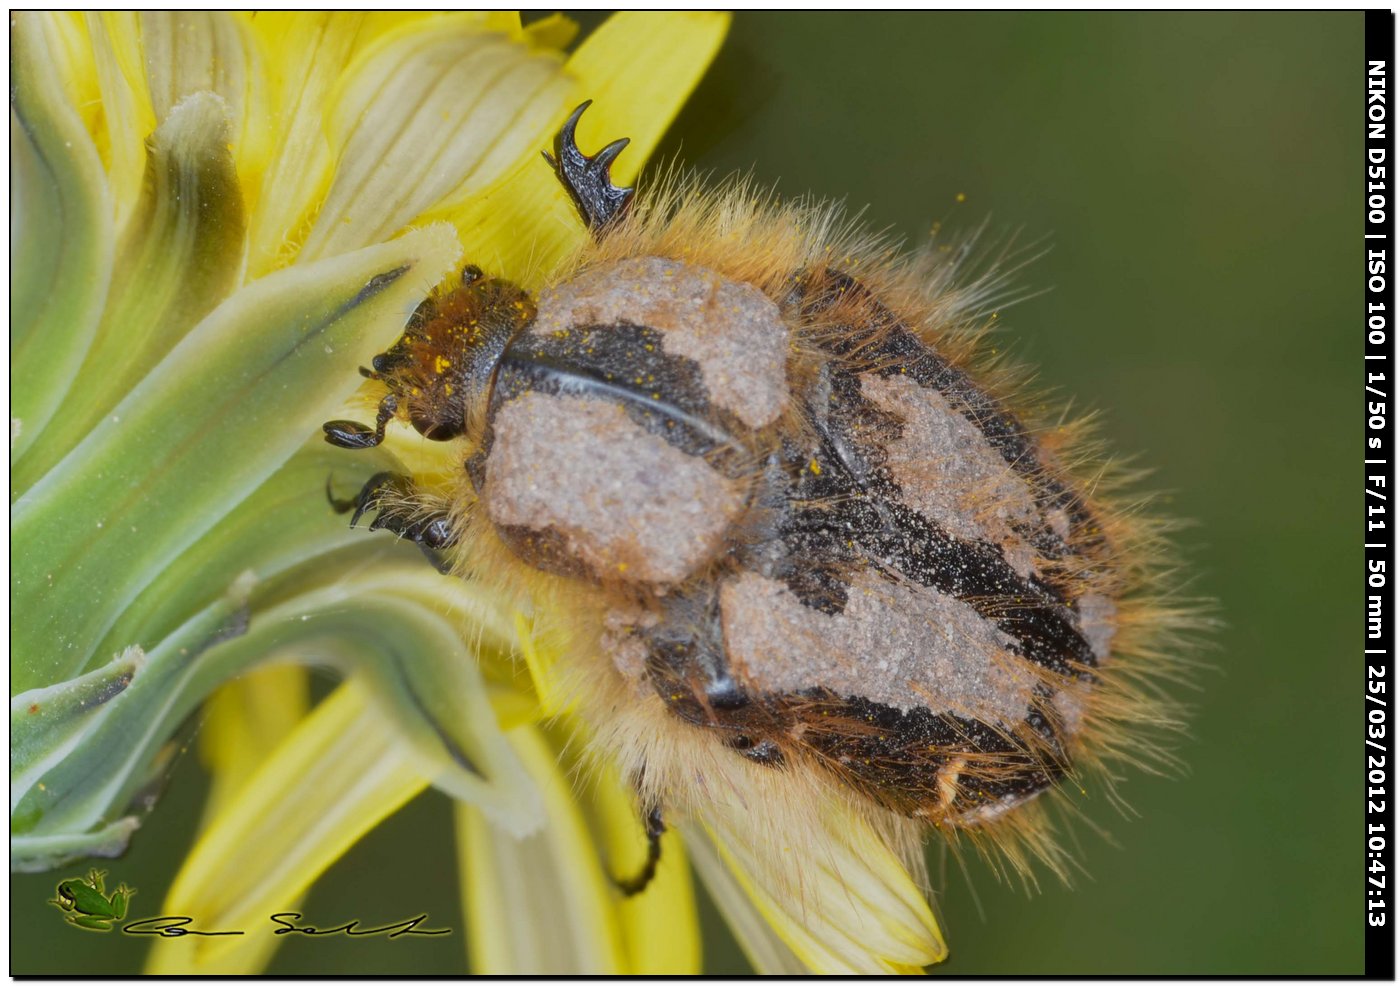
[329,471,459,562]
[546,100,635,234]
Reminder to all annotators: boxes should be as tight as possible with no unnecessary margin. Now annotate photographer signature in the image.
[120,913,451,939]
[50,873,451,939]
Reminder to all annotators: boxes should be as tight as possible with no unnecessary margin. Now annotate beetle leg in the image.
[323,393,399,450]
[613,802,666,897]
[327,472,458,573]
[542,101,635,235]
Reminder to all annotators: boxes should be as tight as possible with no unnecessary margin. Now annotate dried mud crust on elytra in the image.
[324,102,1187,888]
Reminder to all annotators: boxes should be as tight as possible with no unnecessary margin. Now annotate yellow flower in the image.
[11,11,946,974]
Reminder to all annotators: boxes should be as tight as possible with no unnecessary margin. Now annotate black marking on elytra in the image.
[791,268,1102,557]
[852,457,1093,673]
[732,447,860,616]
[763,442,860,615]
[758,360,1097,673]
[767,537,857,615]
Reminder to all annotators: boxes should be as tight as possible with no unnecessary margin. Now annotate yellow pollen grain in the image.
[808,459,822,475]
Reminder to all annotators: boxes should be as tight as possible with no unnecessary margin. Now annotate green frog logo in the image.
[49,869,134,931]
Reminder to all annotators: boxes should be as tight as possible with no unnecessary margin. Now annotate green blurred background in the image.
[12,11,1363,975]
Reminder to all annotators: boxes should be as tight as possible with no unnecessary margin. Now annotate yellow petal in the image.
[239,13,526,276]
[84,12,157,230]
[682,824,808,975]
[457,724,627,974]
[146,678,427,974]
[241,12,365,278]
[423,11,731,286]
[513,611,575,717]
[24,12,102,137]
[472,611,542,730]
[296,17,572,263]
[699,792,947,973]
[522,13,580,51]
[198,664,310,819]
[134,12,272,199]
